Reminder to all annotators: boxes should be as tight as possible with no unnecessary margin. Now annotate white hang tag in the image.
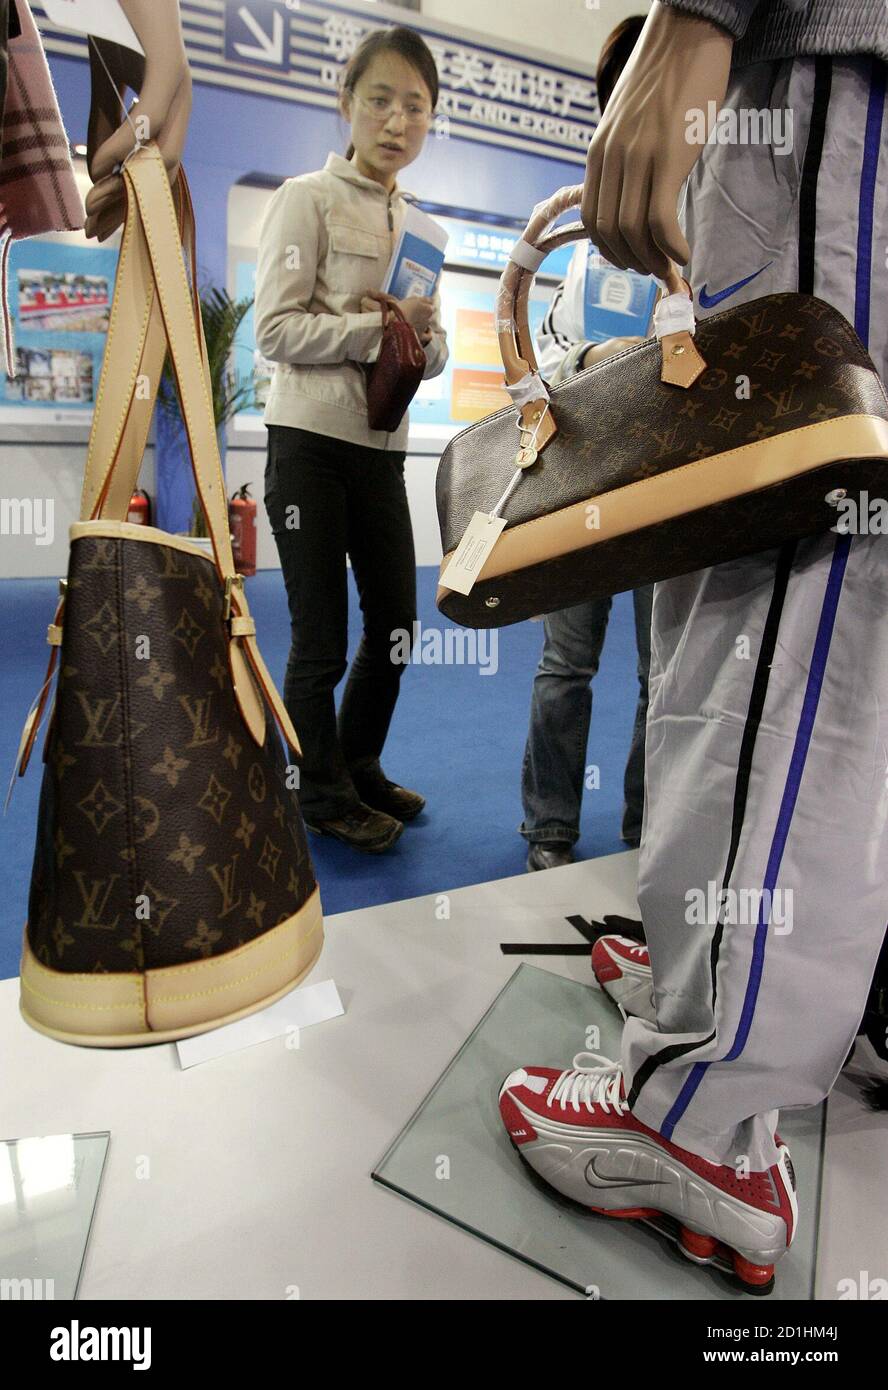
[440,511,507,596]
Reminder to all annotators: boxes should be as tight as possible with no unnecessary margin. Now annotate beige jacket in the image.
[254,152,449,451]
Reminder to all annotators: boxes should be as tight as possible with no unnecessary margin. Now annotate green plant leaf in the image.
[158,281,254,534]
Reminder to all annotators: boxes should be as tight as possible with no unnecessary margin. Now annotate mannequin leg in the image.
[623,529,888,1169]
[502,56,888,1275]
[624,52,888,1168]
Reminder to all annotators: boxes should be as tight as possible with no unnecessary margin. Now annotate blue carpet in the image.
[0,568,640,980]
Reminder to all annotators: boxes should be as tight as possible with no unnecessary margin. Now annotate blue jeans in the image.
[519,586,653,848]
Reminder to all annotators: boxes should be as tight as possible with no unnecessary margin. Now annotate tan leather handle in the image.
[19,169,196,783]
[121,147,235,574]
[121,145,303,756]
[497,184,706,456]
[20,144,305,781]
[81,173,198,524]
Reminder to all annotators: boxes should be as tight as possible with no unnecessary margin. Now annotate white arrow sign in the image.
[234,7,285,66]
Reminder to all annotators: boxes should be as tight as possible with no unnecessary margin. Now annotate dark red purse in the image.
[364,292,427,432]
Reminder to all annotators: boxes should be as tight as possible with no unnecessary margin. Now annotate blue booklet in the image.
[383,205,449,299]
[583,244,658,343]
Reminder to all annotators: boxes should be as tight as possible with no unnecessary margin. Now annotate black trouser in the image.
[264,424,417,820]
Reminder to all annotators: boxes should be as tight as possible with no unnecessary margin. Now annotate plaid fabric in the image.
[0,0,85,374]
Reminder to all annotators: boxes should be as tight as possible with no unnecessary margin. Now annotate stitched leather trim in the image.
[660,330,707,387]
[20,885,323,1047]
[436,413,888,593]
[70,519,216,558]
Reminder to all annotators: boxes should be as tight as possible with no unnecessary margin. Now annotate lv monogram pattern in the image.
[27,536,317,975]
[437,293,888,553]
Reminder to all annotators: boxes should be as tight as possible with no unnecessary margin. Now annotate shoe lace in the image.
[547,1053,627,1117]
[616,936,647,957]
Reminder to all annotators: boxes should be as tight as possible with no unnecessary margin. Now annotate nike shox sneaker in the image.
[499,1052,797,1291]
[591,935,656,1022]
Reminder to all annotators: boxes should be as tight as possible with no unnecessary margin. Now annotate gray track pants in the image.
[622,54,888,1169]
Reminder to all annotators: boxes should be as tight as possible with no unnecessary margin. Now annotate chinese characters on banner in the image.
[37,1,598,161]
[319,11,596,158]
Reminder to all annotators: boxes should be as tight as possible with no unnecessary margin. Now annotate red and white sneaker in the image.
[591,935,656,1022]
[499,1052,797,1291]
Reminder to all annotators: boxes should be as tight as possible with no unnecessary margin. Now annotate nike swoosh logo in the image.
[584,1157,668,1190]
[698,262,772,309]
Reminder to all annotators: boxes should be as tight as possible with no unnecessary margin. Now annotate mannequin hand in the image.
[582,1,733,278]
[84,0,192,241]
[581,336,641,368]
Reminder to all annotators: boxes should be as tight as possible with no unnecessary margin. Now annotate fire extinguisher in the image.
[127,488,151,525]
[229,483,257,578]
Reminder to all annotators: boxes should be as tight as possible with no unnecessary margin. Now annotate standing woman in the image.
[255,28,448,853]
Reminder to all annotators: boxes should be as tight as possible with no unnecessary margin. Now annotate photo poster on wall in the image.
[410,281,547,429]
[0,240,118,425]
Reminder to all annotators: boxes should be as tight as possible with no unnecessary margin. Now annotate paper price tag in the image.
[175,978,344,1069]
[440,511,507,596]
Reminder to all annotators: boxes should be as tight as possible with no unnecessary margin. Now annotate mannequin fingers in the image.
[89,122,145,183]
[87,200,126,243]
[84,200,125,241]
[84,174,124,214]
[90,76,191,187]
[615,160,659,277]
[618,160,673,279]
[648,175,691,272]
[581,130,605,247]
[592,143,634,271]
[84,176,126,238]
[88,86,175,181]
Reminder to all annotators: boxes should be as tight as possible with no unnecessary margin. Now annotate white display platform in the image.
[1,851,885,1301]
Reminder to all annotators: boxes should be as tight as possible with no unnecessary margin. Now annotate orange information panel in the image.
[453,307,502,367]
[450,367,511,423]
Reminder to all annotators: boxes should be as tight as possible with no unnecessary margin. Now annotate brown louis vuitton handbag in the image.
[17,143,322,1046]
[364,291,427,432]
[436,185,888,627]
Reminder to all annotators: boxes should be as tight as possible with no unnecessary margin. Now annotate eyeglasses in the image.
[354,92,434,128]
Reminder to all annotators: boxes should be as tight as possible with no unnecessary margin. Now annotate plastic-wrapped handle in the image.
[496,184,707,456]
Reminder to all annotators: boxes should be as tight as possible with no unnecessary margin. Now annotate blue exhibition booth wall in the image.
[45,47,584,531]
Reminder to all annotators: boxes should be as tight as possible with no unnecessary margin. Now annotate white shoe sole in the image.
[502,1081,797,1283]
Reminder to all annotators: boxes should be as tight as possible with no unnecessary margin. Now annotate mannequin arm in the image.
[581,1,734,279]
[84,0,192,241]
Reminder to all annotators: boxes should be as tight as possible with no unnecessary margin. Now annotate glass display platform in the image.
[0,1132,110,1300]
[373,965,823,1299]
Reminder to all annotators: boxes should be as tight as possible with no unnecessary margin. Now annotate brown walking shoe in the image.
[304,801,403,853]
[350,762,426,822]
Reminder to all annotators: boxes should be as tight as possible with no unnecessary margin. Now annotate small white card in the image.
[41,0,145,54]
[176,978,344,1069]
[439,511,507,595]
